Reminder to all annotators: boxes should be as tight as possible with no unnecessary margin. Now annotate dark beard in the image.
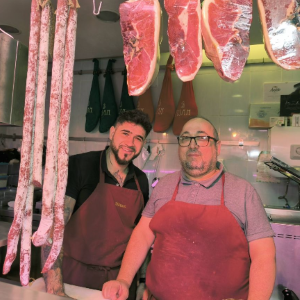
[110,143,139,165]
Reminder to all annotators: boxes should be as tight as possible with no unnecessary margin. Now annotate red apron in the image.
[146,174,250,300]
[62,152,144,299]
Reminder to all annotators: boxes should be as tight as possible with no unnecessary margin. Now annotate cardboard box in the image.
[249,103,280,128]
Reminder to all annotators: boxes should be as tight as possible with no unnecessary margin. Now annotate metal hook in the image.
[93,0,102,15]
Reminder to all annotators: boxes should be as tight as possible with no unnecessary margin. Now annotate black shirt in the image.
[66,149,149,213]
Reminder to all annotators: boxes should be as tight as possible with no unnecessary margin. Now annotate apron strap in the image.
[221,173,225,206]
[99,150,105,184]
[171,175,181,202]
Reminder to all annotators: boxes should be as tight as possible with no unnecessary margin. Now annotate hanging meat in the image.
[137,87,155,122]
[202,0,252,82]
[99,59,118,133]
[119,0,161,96]
[165,0,202,81]
[258,0,300,70]
[172,81,198,135]
[32,0,70,248]
[153,55,175,132]
[3,0,42,285]
[3,0,79,285]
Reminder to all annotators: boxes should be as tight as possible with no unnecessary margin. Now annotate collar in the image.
[181,161,224,188]
[102,147,135,180]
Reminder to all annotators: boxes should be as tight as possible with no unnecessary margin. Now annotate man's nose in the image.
[189,138,198,148]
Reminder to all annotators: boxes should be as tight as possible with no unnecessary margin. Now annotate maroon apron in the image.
[62,152,144,299]
[146,174,250,300]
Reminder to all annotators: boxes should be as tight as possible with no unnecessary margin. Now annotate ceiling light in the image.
[0,25,21,34]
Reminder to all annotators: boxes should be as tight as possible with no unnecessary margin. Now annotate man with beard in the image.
[102,117,276,300]
[42,110,152,300]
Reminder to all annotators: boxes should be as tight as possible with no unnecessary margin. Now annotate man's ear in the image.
[109,126,116,140]
[216,140,221,155]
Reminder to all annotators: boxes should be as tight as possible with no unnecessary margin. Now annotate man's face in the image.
[178,118,221,179]
[109,121,146,165]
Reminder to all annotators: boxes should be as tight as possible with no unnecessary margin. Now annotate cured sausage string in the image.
[2,0,41,276]
[42,0,79,273]
[32,0,69,247]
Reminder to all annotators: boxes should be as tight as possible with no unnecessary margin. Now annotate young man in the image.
[102,117,276,300]
[42,110,152,300]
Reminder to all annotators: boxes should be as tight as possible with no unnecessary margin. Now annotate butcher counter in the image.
[0,279,68,300]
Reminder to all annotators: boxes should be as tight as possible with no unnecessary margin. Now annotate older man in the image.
[102,117,276,300]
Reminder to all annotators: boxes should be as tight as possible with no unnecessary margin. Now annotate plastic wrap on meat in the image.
[202,0,252,82]
[165,0,202,81]
[258,0,300,69]
[120,0,161,96]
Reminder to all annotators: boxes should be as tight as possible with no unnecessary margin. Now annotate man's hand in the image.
[102,280,130,300]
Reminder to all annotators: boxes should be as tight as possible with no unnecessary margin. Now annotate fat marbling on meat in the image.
[120,0,161,96]
[165,0,202,81]
[258,0,300,69]
[202,0,252,82]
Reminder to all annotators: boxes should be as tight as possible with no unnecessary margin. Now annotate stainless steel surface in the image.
[0,221,11,247]
[270,223,300,300]
[0,33,27,126]
[0,281,69,300]
[265,207,300,225]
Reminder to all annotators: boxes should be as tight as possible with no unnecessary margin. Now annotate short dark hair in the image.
[116,109,152,137]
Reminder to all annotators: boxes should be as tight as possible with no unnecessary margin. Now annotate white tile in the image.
[219,72,251,116]
[194,70,221,117]
[250,65,282,103]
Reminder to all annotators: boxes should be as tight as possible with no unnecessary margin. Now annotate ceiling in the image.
[0,0,264,60]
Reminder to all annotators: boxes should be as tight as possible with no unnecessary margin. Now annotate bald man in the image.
[102,117,276,300]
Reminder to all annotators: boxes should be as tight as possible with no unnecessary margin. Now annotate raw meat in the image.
[165,0,202,81]
[3,0,41,276]
[120,0,161,96]
[258,0,300,69]
[202,0,252,82]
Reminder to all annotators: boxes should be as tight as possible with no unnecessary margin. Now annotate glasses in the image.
[177,136,218,147]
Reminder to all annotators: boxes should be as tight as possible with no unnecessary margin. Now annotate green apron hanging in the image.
[85,58,101,132]
[99,59,118,133]
[119,68,135,113]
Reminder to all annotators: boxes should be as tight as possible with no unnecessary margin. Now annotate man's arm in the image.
[102,216,155,300]
[248,237,276,300]
[42,195,76,296]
